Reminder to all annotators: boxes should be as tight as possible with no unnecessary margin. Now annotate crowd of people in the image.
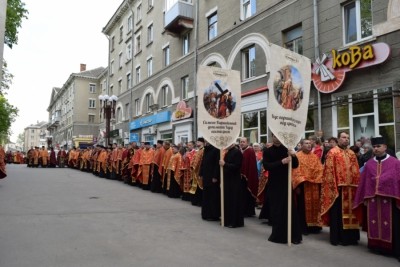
[1,131,399,262]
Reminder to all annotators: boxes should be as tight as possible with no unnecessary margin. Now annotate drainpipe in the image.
[313,0,322,132]
[127,0,135,143]
[193,0,199,140]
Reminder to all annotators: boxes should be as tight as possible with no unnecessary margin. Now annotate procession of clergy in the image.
[18,133,400,261]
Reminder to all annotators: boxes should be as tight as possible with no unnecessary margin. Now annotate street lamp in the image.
[99,94,118,146]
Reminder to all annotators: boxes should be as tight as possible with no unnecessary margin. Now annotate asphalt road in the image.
[0,164,398,267]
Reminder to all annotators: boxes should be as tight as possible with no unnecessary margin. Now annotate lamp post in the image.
[99,94,118,147]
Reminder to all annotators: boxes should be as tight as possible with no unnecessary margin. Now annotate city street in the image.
[0,164,398,267]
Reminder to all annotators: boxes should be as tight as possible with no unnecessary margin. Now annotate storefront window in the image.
[337,95,349,129]
[242,109,267,144]
[160,132,172,143]
[378,88,393,123]
[352,91,373,115]
[334,87,395,148]
[379,125,395,150]
[260,110,267,135]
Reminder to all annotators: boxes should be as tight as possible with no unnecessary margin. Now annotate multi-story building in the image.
[102,0,400,149]
[46,64,106,149]
[23,121,48,151]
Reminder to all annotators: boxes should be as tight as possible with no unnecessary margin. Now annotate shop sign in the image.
[172,101,192,121]
[129,111,171,130]
[312,42,390,93]
[129,133,140,142]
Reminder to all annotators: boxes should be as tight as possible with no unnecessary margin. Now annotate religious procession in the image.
[14,130,399,262]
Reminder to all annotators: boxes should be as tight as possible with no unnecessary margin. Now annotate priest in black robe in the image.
[262,134,302,244]
[200,141,220,221]
[220,143,244,228]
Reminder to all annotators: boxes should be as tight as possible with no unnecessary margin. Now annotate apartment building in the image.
[46,64,106,149]
[102,0,400,149]
[23,121,48,151]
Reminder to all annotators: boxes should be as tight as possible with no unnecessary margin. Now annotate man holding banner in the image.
[266,43,311,245]
[197,66,242,227]
[263,134,302,244]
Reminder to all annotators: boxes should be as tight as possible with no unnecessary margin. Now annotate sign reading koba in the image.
[312,42,390,93]
[197,66,241,149]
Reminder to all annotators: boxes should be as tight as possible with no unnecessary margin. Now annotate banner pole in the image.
[220,149,225,227]
[288,158,292,246]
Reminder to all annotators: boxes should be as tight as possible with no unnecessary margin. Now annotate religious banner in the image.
[267,43,311,246]
[197,66,241,227]
[197,66,241,149]
[267,43,311,149]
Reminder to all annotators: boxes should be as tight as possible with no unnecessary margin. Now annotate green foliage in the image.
[5,0,29,49]
[1,61,13,95]
[0,95,18,143]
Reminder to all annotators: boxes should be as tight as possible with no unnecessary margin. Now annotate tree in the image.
[1,60,13,95]
[0,95,18,144]
[5,0,28,49]
[16,131,24,145]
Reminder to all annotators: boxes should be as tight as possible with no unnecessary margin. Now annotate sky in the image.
[4,0,123,142]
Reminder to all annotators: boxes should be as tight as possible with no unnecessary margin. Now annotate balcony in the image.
[47,116,61,129]
[164,1,194,35]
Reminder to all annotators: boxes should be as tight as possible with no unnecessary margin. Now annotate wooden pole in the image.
[220,149,225,227]
[287,158,292,246]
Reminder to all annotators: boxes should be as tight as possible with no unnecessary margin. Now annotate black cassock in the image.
[223,146,244,228]
[263,144,302,244]
[200,144,221,221]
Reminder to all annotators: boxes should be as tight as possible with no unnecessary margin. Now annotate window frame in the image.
[208,12,218,41]
[88,99,96,109]
[342,0,372,45]
[242,45,256,80]
[181,76,189,100]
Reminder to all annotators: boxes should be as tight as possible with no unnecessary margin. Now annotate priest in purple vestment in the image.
[353,136,400,261]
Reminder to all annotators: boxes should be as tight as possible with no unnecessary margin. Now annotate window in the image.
[110,85,114,96]
[119,53,123,69]
[127,73,132,90]
[111,36,115,51]
[242,46,256,79]
[117,107,122,122]
[284,26,303,55]
[135,33,142,54]
[118,79,122,94]
[147,24,153,44]
[88,114,95,123]
[137,4,142,23]
[160,132,173,143]
[89,99,96,109]
[208,12,217,40]
[89,84,96,93]
[145,93,153,113]
[163,46,170,66]
[126,43,132,61]
[110,60,114,76]
[333,88,395,148]
[128,15,133,32]
[135,98,140,116]
[161,85,168,107]
[182,33,190,55]
[147,57,153,77]
[241,110,267,144]
[136,66,141,84]
[181,76,189,100]
[241,0,256,20]
[343,0,372,44]
[119,26,124,42]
